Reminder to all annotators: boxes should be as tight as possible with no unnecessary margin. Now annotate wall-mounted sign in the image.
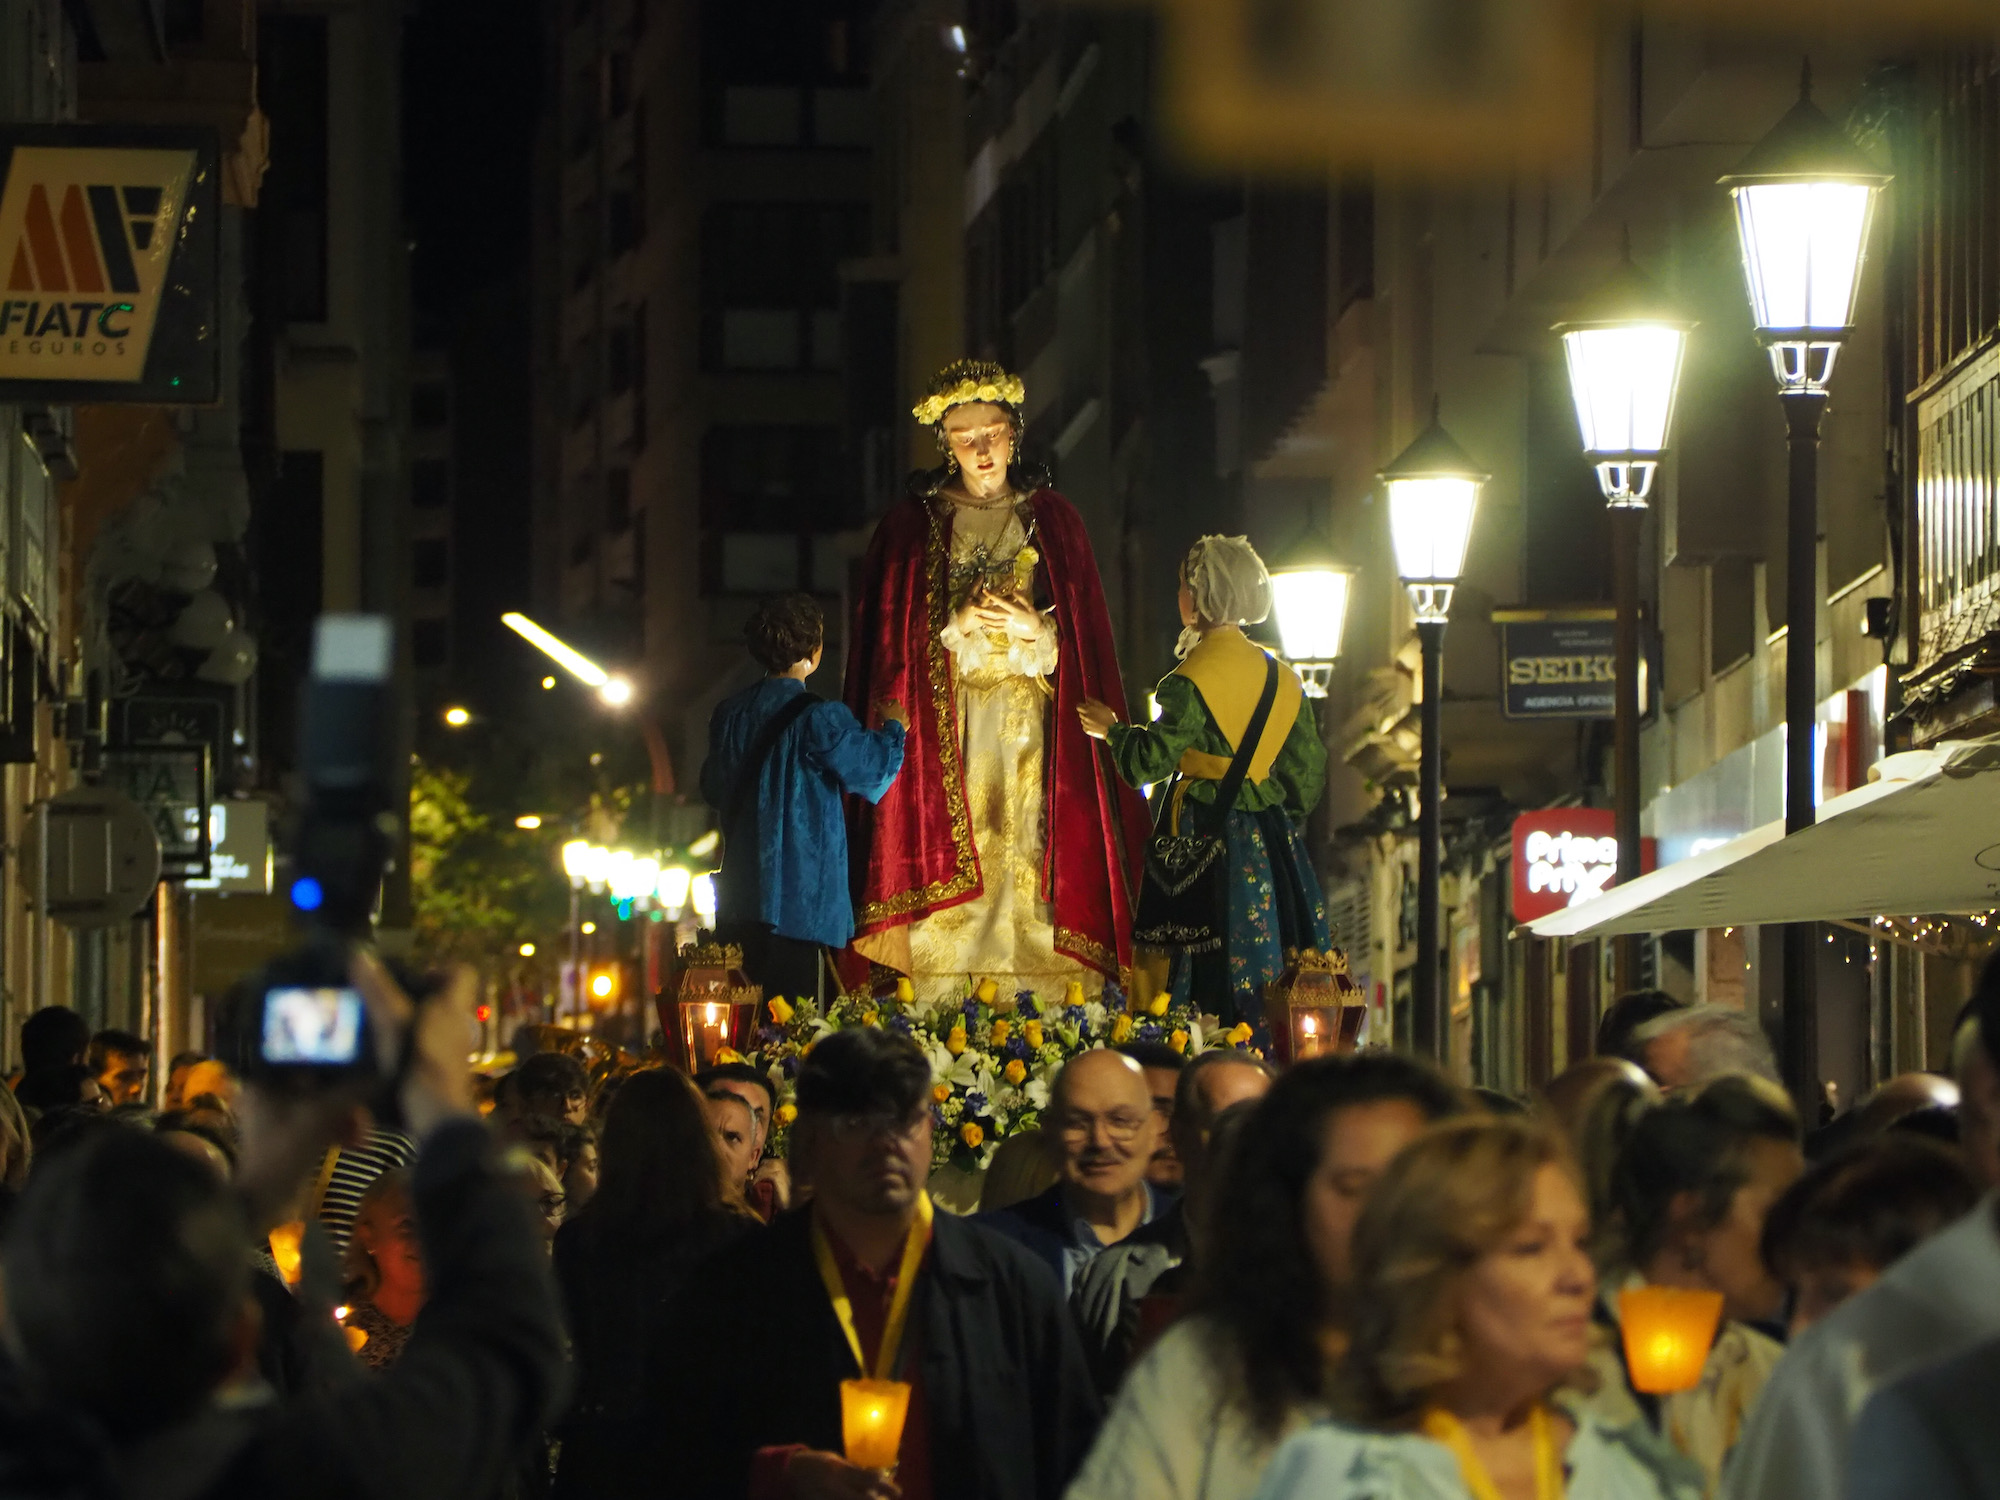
[1494,608,1622,720]
[184,799,271,894]
[1511,808,1657,924]
[0,126,220,403]
[103,744,210,880]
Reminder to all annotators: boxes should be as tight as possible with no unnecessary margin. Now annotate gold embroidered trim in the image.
[859,497,983,926]
[1056,926,1117,974]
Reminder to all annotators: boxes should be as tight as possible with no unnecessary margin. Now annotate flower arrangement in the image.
[911,368,1027,426]
[738,977,1258,1173]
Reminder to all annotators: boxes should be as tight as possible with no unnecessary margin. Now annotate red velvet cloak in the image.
[842,489,1148,978]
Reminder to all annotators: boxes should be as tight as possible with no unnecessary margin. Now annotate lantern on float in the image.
[1262,947,1367,1065]
[670,940,761,1070]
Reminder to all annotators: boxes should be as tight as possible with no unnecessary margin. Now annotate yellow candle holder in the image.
[1618,1285,1724,1394]
[840,1378,911,1472]
[268,1221,304,1287]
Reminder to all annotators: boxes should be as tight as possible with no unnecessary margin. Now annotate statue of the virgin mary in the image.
[843,360,1147,1000]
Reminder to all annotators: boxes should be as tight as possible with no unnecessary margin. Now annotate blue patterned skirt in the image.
[1168,805,1331,1040]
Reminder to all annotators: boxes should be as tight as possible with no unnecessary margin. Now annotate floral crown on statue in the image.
[912,358,1026,427]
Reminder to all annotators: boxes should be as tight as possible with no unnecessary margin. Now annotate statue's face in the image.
[941,401,1015,492]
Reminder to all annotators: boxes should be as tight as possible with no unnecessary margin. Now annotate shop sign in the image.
[1511,808,1657,923]
[0,126,220,403]
[185,800,271,894]
[103,744,210,880]
[1493,608,1639,721]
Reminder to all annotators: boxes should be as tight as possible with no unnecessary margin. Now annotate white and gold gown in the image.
[905,500,1096,1002]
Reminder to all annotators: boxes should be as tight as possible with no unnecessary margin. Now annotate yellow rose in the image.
[1226,1022,1254,1046]
[895,976,915,1003]
[1169,1029,1189,1054]
[961,1122,984,1148]
[1004,1059,1028,1085]
[946,1026,968,1056]
[1111,1014,1134,1043]
[777,1103,798,1124]
[976,978,998,1004]
[714,1047,744,1064]
[861,1009,880,1028]
[1147,994,1170,1017]
[933,1083,952,1103]
[1023,1020,1044,1049]
[767,998,794,1025]
[989,1019,1011,1047]
[1064,979,1085,1006]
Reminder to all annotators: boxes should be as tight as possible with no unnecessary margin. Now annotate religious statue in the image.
[843,360,1147,999]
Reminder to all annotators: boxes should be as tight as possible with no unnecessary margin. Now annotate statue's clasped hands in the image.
[955,585,1042,637]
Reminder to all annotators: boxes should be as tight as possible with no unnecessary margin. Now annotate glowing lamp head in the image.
[599,675,635,707]
[1267,531,1355,698]
[1719,73,1890,392]
[1554,252,1692,508]
[1379,410,1489,623]
[590,971,614,1000]
[518,941,536,957]
[561,838,591,880]
[657,864,693,912]
[515,814,543,830]
[442,705,471,728]
[691,873,718,922]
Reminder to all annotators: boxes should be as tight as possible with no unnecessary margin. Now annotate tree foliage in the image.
[409,757,570,965]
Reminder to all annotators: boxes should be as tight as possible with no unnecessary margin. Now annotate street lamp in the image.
[1268,532,1356,698]
[1720,63,1890,1109]
[1380,404,1489,1065]
[501,612,635,709]
[1554,245,1692,999]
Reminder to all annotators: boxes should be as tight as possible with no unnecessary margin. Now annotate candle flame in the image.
[705,1002,720,1024]
[1301,1015,1318,1035]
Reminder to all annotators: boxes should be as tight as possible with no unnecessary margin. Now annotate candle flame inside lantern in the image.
[1301,1015,1318,1035]
[705,1002,720,1025]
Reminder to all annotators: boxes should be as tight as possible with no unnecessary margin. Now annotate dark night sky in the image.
[402,0,544,704]
[402,0,543,325]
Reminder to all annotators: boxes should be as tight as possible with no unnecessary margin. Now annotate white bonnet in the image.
[1183,535,1272,627]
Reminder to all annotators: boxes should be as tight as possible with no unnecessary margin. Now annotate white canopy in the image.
[1525,740,2000,939]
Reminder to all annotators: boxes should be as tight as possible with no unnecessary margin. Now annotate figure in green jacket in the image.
[1079,535,1331,1038]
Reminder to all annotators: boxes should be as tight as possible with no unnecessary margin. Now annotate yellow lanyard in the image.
[1419,1405,1565,1500]
[809,1193,934,1381]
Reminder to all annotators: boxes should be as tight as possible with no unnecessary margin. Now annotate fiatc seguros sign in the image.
[0,127,219,403]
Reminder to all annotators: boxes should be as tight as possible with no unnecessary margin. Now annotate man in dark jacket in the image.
[0,958,569,1500]
[661,1027,1100,1500]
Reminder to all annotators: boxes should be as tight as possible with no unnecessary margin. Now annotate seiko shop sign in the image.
[1511,809,1657,924]
[1493,607,1656,721]
[0,126,220,403]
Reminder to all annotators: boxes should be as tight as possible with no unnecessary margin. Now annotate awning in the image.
[1524,740,2000,939]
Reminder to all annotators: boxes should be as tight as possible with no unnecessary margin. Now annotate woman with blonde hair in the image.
[1256,1116,1699,1500]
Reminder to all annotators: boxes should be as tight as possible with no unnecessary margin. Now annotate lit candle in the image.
[268,1221,304,1286]
[1618,1285,1724,1393]
[840,1378,911,1472]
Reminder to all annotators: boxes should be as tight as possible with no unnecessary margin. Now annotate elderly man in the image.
[1070,1050,1273,1391]
[661,1027,1099,1500]
[976,1048,1164,1294]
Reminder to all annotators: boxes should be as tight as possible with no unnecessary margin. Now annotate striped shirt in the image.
[316,1127,417,1254]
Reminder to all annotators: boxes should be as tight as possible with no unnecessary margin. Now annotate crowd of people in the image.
[0,954,1999,1499]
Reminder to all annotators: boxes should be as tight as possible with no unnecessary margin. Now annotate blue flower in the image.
[965,1091,988,1111]
[930,1104,946,1128]
[962,996,981,1017]
[1136,1022,1163,1042]
[886,1013,914,1036]
[754,1025,782,1045]
[1016,990,1040,1017]
[1004,1036,1031,1060]
[780,1055,801,1078]
[1065,1005,1087,1026]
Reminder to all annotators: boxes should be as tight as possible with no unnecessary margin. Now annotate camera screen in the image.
[262,987,364,1065]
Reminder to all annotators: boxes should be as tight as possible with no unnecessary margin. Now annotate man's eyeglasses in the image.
[1057,1111,1149,1144]
[827,1109,928,1144]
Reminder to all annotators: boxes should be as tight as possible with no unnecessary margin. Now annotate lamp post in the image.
[1720,64,1889,1109]
[1380,406,1488,1063]
[560,838,591,1025]
[1268,534,1356,700]
[1554,245,1692,1000]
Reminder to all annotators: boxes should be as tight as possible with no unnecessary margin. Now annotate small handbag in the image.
[1132,655,1280,953]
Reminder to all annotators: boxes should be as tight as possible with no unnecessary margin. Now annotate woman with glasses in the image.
[1077,536,1329,1040]
[1066,1053,1462,1500]
[553,1068,756,1498]
[1255,1116,1700,1500]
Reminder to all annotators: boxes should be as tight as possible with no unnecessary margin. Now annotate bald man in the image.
[974,1047,1163,1293]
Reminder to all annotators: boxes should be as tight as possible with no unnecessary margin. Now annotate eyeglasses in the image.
[1057,1111,1150,1144]
[827,1109,928,1144]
